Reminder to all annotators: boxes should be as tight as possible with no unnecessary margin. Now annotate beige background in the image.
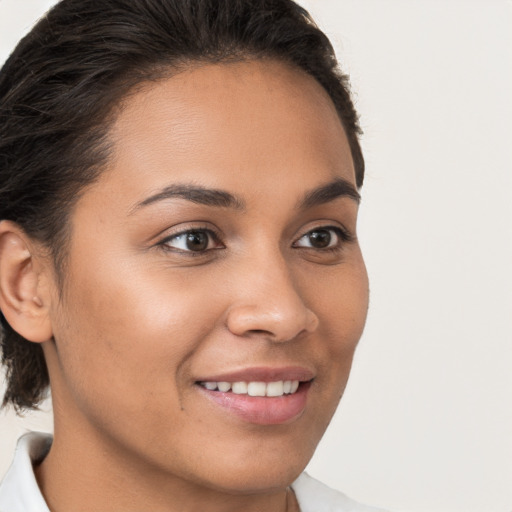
[1,1,511,511]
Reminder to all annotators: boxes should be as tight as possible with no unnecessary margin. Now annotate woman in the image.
[0,0,385,510]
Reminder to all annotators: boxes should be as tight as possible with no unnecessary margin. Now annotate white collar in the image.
[0,432,51,512]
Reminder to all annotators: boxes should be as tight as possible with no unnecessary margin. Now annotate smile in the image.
[198,380,300,397]
[195,369,314,425]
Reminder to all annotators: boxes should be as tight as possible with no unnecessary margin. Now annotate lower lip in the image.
[197,382,311,425]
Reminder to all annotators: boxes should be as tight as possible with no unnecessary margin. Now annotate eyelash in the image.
[158,226,223,256]
[292,225,353,252]
[157,225,353,255]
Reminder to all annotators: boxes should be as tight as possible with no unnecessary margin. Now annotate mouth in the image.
[197,379,301,397]
[194,367,314,425]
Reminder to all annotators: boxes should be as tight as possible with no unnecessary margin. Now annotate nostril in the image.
[245,327,310,344]
[247,329,272,336]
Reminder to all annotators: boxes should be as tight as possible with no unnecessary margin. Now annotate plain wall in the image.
[1,1,511,511]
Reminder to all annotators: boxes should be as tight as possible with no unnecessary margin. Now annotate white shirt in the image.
[0,432,387,512]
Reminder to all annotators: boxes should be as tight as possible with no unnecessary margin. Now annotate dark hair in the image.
[0,0,364,411]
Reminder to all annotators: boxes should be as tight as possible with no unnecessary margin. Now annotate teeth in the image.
[200,380,301,397]
[247,381,266,396]
[217,381,231,392]
[266,381,284,397]
[232,381,248,394]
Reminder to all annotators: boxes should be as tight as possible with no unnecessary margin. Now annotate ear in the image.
[0,220,53,343]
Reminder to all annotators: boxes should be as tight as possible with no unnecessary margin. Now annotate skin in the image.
[4,60,369,511]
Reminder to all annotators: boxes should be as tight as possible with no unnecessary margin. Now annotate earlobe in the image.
[0,220,53,343]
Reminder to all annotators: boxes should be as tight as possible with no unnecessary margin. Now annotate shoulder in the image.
[291,472,388,512]
[0,432,52,512]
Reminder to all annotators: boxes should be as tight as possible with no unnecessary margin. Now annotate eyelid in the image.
[292,224,353,248]
[157,225,224,253]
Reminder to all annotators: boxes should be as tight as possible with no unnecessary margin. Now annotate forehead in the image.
[97,59,355,208]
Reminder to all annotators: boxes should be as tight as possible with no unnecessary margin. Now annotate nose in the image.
[226,254,319,343]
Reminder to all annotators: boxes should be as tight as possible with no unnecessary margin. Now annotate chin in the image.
[203,463,305,496]
[191,436,317,495]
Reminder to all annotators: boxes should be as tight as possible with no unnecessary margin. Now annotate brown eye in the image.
[185,231,208,251]
[162,229,219,252]
[294,226,348,250]
[307,229,332,248]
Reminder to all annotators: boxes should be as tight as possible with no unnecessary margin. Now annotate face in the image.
[45,60,369,493]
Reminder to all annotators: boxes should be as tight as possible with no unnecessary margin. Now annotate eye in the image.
[160,229,221,253]
[293,226,350,250]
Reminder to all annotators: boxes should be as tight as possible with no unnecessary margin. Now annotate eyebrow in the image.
[298,177,360,209]
[131,176,360,214]
[130,184,246,213]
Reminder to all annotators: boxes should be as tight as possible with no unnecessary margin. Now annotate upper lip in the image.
[195,366,315,383]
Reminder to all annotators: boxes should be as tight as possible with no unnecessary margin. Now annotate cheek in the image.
[310,256,369,398]
[52,255,225,416]
[309,254,369,346]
